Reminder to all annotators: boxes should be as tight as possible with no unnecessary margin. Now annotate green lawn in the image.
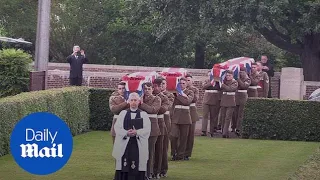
[0,131,319,180]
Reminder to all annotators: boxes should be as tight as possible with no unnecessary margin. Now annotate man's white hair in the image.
[128,92,140,100]
[73,45,80,51]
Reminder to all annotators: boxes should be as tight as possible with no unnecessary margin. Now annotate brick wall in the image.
[43,63,282,110]
[303,81,320,100]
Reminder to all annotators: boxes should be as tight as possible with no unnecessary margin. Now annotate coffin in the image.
[159,68,187,91]
[212,57,255,81]
[121,71,159,93]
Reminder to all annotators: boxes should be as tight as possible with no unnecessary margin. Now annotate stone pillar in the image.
[280,67,304,100]
[29,71,47,91]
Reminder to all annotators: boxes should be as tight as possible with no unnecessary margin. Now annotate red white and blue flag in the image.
[160,67,187,91]
[175,77,183,95]
[121,71,159,99]
[212,57,255,85]
[229,64,240,80]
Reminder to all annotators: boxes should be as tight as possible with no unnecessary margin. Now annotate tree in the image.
[216,0,320,80]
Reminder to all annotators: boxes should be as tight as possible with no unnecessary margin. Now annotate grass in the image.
[0,131,319,180]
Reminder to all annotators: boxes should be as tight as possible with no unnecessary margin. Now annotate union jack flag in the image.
[160,67,187,91]
[229,64,240,80]
[121,71,158,99]
[212,57,255,85]
[176,77,183,95]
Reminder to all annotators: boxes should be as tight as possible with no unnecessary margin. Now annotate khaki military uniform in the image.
[139,95,161,177]
[153,92,170,176]
[109,91,129,144]
[220,79,238,137]
[248,72,261,97]
[232,71,251,132]
[185,85,199,158]
[257,71,270,98]
[161,90,174,175]
[202,80,221,135]
[170,88,194,160]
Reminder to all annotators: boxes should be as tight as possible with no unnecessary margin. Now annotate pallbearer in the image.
[160,77,174,177]
[256,61,270,98]
[220,70,238,138]
[109,81,129,144]
[248,63,261,97]
[170,77,194,161]
[202,71,222,137]
[112,92,151,180]
[138,82,161,179]
[185,74,199,160]
[152,78,170,179]
[233,67,251,135]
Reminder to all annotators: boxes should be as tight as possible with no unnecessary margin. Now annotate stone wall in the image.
[40,63,282,110]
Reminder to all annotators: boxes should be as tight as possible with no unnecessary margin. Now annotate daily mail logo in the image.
[10,112,73,176]
[21,128,62,158]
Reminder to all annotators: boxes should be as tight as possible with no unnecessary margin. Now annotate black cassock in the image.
[114,109,146,180]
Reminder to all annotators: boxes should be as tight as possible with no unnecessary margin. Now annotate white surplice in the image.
[112,109,151,171]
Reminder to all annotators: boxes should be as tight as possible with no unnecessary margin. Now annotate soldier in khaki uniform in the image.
[220,70,238,138]
[202,72,222,137]
[152,78,170,179]
[138,82,161,178]
[232,67,251,135]
[185,74,199,160]
[256,61,270,98]
[160,78,174,178]
[248,63,261,97]
[170,77,194,161]
[109,82,129,144]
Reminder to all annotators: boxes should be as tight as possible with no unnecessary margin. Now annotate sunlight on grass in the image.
[0,131,319,180]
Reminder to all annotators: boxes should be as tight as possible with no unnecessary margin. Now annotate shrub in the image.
[0,87,90,157]
[89,88,114,131]
[0,48,33,98]
[242,98,320,142]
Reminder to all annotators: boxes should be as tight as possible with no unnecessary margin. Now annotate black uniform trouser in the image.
[70,77,82,86]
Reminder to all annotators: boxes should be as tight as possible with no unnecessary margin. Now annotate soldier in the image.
[220,70,238,138]
[170,77,194,161]
[202,71,222,137]
[232,67,251,136]
[170,77,194,160]
[109,81,129,144]
[257,61,270,98]
[138,82,161,179]
[185,74,199,160]
[248,63,261,97]
[160,77,174,178]
[152,78,170,179]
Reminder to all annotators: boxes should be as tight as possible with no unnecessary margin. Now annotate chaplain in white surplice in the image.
[112,92,151,180]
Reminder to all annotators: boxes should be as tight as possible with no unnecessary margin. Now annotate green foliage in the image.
[0,48,33,98]
[0,87,91,157]
[242,98,320,142]
[89,88,114,131]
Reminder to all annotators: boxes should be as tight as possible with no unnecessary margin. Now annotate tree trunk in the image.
[301,34,320,81]
[194,42,205,69]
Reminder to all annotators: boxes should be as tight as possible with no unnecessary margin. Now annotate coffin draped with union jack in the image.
[121,71,159,98]
[159,67,187,92]
[212,57,255,84]
[211,57,255,88]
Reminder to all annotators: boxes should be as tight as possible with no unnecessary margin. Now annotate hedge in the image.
[242,98,320,142]
[0,87,91,157]
[89,88,114,131]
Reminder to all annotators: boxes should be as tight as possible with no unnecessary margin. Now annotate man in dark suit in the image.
[260,55,274,98]
[67,45,88,86]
